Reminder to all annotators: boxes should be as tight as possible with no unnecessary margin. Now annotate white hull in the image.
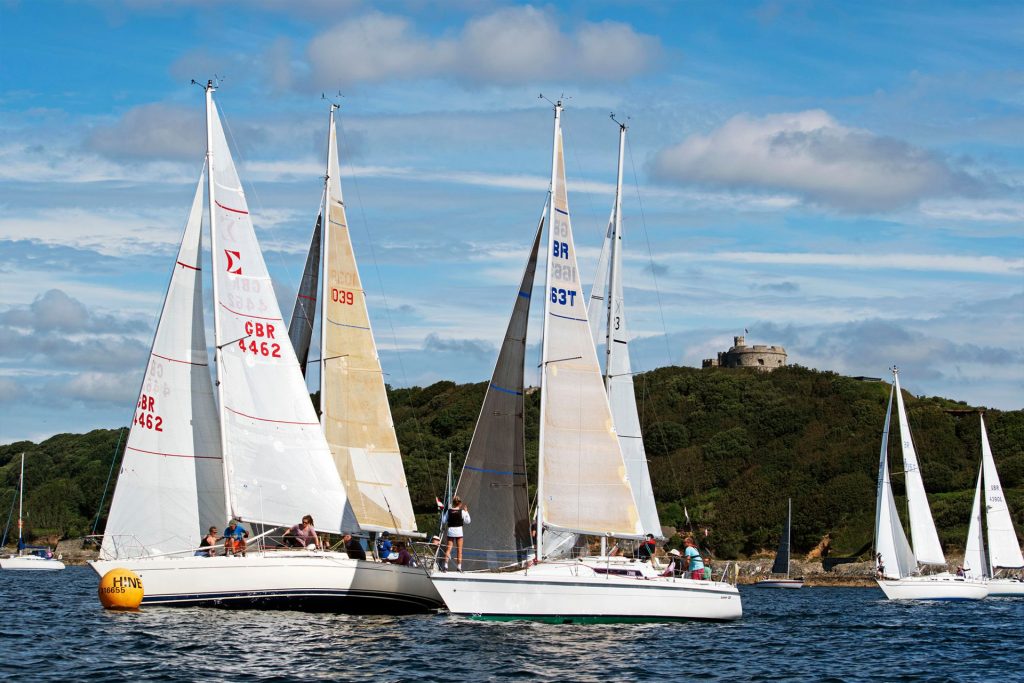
[754,578,803,589]
[986,578,1024,597]
[876,574,987,601]
[0,555,65,571]
[431,560,742,622]
[90,550,442,613]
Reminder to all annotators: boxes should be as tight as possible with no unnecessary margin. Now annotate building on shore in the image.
[702,335,787,372]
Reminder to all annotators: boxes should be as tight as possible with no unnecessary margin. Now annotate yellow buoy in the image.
[98,568,144,610]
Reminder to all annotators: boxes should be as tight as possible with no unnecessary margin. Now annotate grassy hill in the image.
[3,365,1022,559]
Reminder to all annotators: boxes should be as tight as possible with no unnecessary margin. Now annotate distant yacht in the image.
[755,498,803,588]
[0,453,65,571]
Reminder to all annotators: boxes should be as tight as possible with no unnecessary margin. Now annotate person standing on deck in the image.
[442,496,471,572]
[683,537,704,580]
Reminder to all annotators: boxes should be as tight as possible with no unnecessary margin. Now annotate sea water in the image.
[0,567,1020,681]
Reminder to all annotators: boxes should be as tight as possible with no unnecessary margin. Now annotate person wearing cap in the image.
[637,534,657,562]
[660,548,684,578]
[342,533,366,561]
[683,537,704,580]
[221,520,248,557]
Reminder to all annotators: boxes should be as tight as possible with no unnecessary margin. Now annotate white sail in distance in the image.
[963,467,988,578]
[892,369,945,565]
[207,93,352,534]
[101,170,225,560]
[981,414,1024,570]
[874,383,917,579]
[538,104,643,540]
[318,106,418,535]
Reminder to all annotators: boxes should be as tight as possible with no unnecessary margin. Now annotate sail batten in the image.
[318,108,417,535]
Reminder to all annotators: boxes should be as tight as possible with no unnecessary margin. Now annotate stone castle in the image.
[702,335,787,372]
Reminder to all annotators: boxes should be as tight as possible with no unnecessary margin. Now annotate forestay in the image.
[874,384,917,579]
[288,211,322,376]
[539,112,642,539]
[454,210,543,570]
[892,370,945,565]
[981,415,1024,570]
[208,98,352,534]
[101,172,225,560]
[319,110,417,535]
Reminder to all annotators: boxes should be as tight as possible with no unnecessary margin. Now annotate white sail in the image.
[586,212,613,347]
[892,369,945,565]
[874,383,917,579]
[207,96,352,534]
[101,171,225,560]
[319,108,418,535]
[963,467,988,578]
[538,107,642,540]
[981,414,1024,570]
[591,123,662,538]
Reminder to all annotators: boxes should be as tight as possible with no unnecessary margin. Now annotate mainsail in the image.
[981,414,1024,570]
[874,383,917,579]
[318,106,418,535]
[100,171,225,560]
[538,104,642,541]
[770,498,792,576]
[453,207,544,571]
[587,122,662,539]
[207,93,352,534]
[288,211,322,376]
[963,467,988,578]
[892,369,945,565]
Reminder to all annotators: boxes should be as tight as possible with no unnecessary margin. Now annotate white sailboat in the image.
[963,414,1024,596]
[430,102,742,622]
[873,367,986,601]
[754,498,803,588]
[0,453,65,571]
[90,83,439,612]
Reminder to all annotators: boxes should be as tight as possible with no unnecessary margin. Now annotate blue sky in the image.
[0,0,1021,443]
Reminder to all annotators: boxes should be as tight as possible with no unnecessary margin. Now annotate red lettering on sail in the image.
[225,250,242,275]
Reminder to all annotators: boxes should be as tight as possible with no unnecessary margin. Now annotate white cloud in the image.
[652,110,983,211]
[85,104,204,161]
[299,8,661,88]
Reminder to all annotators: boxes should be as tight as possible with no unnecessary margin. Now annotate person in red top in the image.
[637,534,657,562]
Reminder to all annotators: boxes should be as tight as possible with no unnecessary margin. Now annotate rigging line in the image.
[91,427,126,536]
[335,115,442,503]
[626,134,673,368]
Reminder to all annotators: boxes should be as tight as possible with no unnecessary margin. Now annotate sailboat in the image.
[429,102,742,622]
[287,102,441,593]
[89,83,439,612]
[963,414,1024,596]
[873,367,987,601]
[754,498,802,588]
[0,453,65,571]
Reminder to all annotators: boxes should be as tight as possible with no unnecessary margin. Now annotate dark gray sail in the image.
[453,213,544,571]
[771,498,792,576]
[288,212,322,376]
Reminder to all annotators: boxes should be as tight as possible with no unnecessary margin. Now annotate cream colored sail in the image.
[538,107,642,539]
[319,109,417,535]
[101,170,224,560]
[207,95,352,534]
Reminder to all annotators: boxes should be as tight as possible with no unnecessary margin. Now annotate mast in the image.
[319,104,337,422]
[205,80,232,525]
[17,453,24,550]
[604,120,626,393]
[536,99,562,562]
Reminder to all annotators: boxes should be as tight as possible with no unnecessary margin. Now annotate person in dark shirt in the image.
[637,534,656,562]
[196,526,218,557]
[342,533,366,561]
[385,541,415,567]
[443,496,471,572]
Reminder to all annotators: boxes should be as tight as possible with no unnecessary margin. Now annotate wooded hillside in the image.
[3,365,1022,559]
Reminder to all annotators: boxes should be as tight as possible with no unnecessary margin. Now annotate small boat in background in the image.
[755,498,802,588]
[0,453,65,571]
